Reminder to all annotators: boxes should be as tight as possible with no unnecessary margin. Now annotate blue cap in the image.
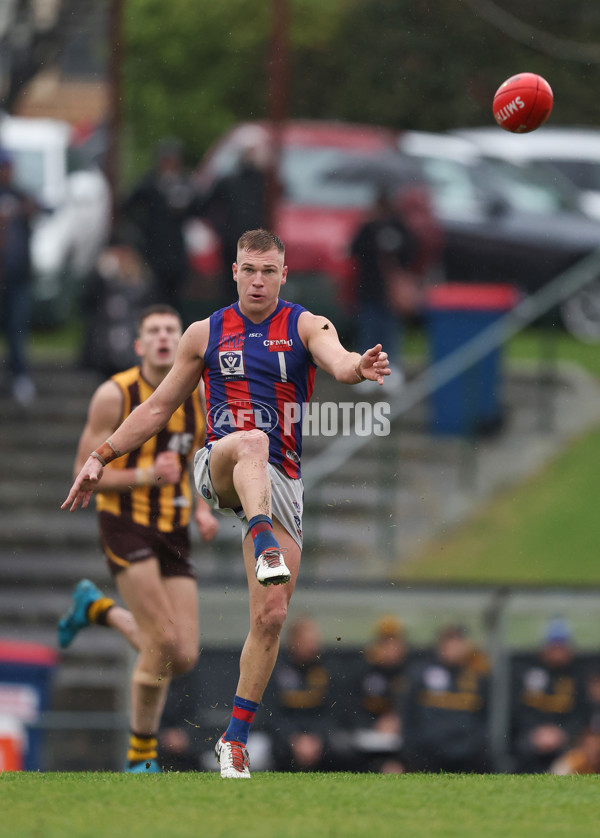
[544,617,572,644]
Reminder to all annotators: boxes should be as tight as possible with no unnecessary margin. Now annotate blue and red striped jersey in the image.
[202,299,316,478]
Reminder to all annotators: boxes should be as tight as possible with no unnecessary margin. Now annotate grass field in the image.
[2,771,599,838]
[398,327,600,585]
[400,422,600,584]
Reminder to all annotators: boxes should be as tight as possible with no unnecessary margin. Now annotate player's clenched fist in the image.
[153,451,182,484]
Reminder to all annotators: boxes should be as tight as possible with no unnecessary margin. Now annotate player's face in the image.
[233,246,287,321]
[135,313,182,370]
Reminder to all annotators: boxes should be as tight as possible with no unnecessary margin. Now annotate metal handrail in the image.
[302,248,600,490]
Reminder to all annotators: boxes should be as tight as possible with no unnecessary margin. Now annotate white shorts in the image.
[193,446,304,549]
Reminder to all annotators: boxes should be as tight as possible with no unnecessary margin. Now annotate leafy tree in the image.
[121,0,600,176]
[122,0,348,177]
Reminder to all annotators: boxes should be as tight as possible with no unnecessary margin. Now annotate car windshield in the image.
[474,159,578,214]
[416,154,578,218]
[8,148,46,201]
[549,159,600,192]
[280,145,390,208]
[412,157,484,219]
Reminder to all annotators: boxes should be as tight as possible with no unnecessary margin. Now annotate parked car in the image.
[186,120,419,334]
[188,122,600,341]
[0,114,111,326]
[452,126,600,221]
[397,131,600,340]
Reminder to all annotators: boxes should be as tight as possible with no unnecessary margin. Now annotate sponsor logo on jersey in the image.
[201,484,212,500]
[285,449,300,464]
[264,337,293,351]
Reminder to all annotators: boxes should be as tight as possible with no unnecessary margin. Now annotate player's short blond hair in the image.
[237,229,284,256]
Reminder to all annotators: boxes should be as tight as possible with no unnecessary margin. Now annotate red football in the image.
[492,72,553,133]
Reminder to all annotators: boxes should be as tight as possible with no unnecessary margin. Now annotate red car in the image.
[186,120,419,330]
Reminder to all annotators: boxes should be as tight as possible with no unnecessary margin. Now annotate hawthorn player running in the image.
[58,304,218,773]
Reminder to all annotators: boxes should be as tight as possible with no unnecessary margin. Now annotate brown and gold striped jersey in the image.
[95,366,205,531]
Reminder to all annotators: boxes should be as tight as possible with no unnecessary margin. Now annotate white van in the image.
[0,114,111,325]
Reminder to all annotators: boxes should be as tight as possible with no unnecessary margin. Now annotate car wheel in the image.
[560,278,600,343]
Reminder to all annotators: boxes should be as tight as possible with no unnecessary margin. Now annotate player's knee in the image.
[144,624,179,665]
[238,428,269,461]
[253,599,288,637]
[170,644,199,675]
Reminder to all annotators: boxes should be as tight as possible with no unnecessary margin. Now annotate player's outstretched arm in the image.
[298,312,390,385]
[61,320,208,512]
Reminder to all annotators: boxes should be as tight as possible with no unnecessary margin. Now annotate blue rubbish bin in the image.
[0,640,58,771]
[426,283,519,436]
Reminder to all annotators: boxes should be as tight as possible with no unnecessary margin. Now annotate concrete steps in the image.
[2,355,600,768]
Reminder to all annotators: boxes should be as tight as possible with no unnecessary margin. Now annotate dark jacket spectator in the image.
[510,618,589,773]
[201,142,273,305]
[120,138,202,310]
[350,189,419,369]
[0,146,40,405]
[402,624,491,773]
[350,614,408,773]
[266,617,353,772]
[79,240,155,377]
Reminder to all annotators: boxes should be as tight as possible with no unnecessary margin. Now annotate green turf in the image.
[399,421,600,585]
[398,326,600,586]
[506,328,600,380]
[1,772,599,838]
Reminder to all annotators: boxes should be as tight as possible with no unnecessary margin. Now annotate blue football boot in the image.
[57,579,104,649]
[125,759,163,774]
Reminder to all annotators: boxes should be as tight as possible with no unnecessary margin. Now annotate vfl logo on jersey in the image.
[201,484,212,500]
[219,349,245,377]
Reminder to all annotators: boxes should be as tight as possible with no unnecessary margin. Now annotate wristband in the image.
[91,439,123,467]
[354,360,366,382]
[135,467,155,486]
[91,450,107,467]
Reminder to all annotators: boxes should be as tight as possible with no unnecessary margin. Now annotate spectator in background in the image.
[396,184,445,286]
[201,140,275,308]
[0,146,40,407]
[267,616,352,772]
[549,725,600,775]
[350,189,419,382]
[510,618,589,774]
[79,233,156,377]
[351,614,408,773]
[585,668,600,731]
[402,624,491,773]
[120,138,202,312]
